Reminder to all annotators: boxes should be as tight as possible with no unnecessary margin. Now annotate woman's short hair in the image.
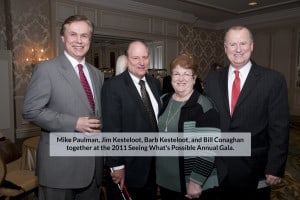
[170,54,198,75]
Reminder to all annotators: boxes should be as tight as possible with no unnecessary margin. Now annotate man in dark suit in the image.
[204,26,289,200]
[101,40,161,200]
[23,15,104,200]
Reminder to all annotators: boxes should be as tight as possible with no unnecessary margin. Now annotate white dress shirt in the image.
[64,51,95,97]
[228,61,252,113]
[129,72,159,121]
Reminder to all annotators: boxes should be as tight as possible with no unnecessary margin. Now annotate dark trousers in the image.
[38,178,100,200]
[216,184,271,200]
[159,186,218,200]
[106,164,157,200]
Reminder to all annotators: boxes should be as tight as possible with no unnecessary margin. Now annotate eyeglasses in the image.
[172,72,194,79]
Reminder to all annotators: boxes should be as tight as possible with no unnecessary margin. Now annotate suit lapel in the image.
[146,75,162,111]
[235,64,261,110]
[123,71,159,123]
[124,71,147,114]
[87,64,102,114]
[220,67,230,115]
[58,55,92,112]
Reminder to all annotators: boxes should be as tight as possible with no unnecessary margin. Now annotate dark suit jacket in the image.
[101,70,162,187]
[23,54,104,188]
[204,63,289,188]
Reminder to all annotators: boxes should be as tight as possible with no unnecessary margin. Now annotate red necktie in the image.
[78,64,95,113]
[231,70,240,116]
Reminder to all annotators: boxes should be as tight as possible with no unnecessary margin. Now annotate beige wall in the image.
[249,21,300,115]
[178,20,300,115]
[178,25,225,81]
[5,0,51,140]
[51,0,180,68]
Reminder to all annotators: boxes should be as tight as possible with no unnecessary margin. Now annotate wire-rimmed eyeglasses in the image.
[172,72,194,79]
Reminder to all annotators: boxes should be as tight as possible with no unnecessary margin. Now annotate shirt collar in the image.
[64,51,86,69]
[229,60,252,77]
[128,71,146,84]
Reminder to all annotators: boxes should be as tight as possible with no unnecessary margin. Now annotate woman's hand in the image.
[185,180,202,199]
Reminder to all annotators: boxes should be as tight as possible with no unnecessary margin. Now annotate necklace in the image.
[164,99,185,132]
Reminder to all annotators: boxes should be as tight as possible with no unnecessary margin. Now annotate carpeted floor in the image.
[271,126,300,200]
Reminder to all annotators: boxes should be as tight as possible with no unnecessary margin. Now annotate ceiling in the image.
[79,0,300,44]
[78,0,300,29]
[130,0,300,24]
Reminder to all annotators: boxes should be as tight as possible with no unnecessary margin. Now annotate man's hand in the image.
[76,117,101,133]
[111,168,125,189]
[265,174,282,186]
[185,180,202,199]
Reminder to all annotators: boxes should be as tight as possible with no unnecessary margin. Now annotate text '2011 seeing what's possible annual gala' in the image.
[50,132,251,157]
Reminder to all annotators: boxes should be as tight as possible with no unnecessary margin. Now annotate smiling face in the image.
[171,65,196,96]
[170,54,197,98]
[61,20,92,62]
[126,41,150,79]
[224,27,254,70]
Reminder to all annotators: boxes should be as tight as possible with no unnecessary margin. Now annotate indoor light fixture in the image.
[26,48,48,65]
[248,1,258,6]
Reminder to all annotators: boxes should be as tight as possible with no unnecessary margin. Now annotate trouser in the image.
[38,178,100,200]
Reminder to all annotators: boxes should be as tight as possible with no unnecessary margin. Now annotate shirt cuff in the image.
[112,165,125,171]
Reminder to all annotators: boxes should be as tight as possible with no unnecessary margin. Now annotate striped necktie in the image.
[139,80,158,131]
[78,64,95,113]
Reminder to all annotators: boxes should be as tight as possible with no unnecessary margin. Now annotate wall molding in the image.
[215,7,300,30]
[75,0,196,24]
[76,0,300,30]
